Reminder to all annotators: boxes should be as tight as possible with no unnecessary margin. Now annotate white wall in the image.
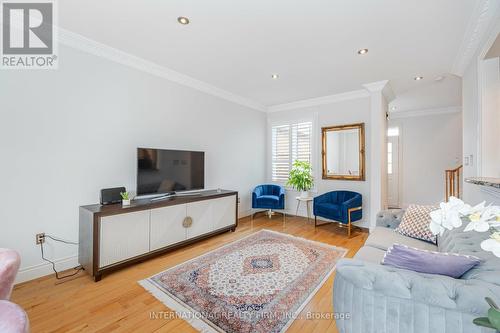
[388,72,463,208]
[0,45,266,283]
[267,97,373,228]
[479,57,500,178]
[462,21,500,205]
[389,112,463,207]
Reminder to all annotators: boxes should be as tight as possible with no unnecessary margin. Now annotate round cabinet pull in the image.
[183,216,193,228]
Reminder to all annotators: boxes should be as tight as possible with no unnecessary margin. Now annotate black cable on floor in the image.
[39,236,84,280]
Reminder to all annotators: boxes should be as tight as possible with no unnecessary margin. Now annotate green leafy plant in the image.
[473,297,500,330]
[120,192,131,200]
[287,160,314,192]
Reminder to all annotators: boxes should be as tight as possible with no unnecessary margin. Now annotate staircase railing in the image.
[445,165,463,201]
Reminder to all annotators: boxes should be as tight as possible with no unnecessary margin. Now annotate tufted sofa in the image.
[333,209,500,333]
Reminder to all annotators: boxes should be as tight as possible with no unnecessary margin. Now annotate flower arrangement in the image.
[429,197,500,257]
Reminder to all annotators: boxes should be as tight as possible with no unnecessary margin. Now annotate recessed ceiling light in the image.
[357,48,369,55]
[271,74,279,79]
[414,76,424,81]
[391,106,397,111]
[434,75,445,81]
[177,16,190,25]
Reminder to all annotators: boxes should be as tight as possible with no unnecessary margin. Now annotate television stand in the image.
[79,189,238,281]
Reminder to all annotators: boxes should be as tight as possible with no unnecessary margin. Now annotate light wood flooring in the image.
[12,215,368,333]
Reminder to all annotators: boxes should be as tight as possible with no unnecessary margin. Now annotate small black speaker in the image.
[100,187,126,205]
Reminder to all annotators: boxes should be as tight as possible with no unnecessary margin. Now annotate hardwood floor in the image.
[12,215,368,333]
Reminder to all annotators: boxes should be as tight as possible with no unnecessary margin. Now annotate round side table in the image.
[295,196,313,223]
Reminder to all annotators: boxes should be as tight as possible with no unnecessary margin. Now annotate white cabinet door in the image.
[150,204,187,251]
[99,210,150,268]
[186,200,213,239]
[212,195,236,230]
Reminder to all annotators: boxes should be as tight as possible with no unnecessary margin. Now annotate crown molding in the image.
[267,89,370,112]
[381,83,395,103]
[389,106,462,119]
[362,80,395,102]
[362,80,389,93]
[451,0,500,76]
[58,28,267,112]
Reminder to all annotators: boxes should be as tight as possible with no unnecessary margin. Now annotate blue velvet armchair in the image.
[313,191,362,236]
[252,184,285,220]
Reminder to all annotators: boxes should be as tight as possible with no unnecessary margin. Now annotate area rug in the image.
[139,229,346,333]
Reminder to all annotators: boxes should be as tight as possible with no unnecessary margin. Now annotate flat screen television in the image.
[137,148,205,196]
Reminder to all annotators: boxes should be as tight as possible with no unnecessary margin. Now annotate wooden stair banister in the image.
[445,165,463,201]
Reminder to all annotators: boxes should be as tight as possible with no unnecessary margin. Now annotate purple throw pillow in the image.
[381,244,481,278]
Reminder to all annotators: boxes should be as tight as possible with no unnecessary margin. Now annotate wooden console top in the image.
[80,189,238,217]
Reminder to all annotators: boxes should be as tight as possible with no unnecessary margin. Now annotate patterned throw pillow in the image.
[396,204,438,244]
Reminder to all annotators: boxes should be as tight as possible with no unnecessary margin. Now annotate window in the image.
[271,121,312,182]
[387,127,399,137]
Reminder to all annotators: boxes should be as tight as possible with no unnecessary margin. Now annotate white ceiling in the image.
[389,75,462,113]
[59,0,479,107]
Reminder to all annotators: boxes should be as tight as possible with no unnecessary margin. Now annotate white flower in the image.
[464,214,491,232]
[459,201,486,216]
[429,215,445,236]
[481,232,500,258]
[429,199,464,236]
[428,197,500,236]
[464,205,500,232]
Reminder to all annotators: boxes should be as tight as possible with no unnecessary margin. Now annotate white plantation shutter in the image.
[271,121,312,182]
[272,125,290,182]
[291,122,312,164]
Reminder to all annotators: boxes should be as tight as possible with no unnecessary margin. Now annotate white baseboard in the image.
[15,255,79,284]
[17,209,251,284]
[238,209,253,218]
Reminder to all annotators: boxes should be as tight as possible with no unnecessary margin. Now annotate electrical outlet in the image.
[36,233,45,245]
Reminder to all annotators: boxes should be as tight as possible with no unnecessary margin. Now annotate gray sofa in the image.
[333,209,500,333]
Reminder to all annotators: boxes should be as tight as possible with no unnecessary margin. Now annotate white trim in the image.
[238,209,252,219]
[15,254,79,284]
[267,89,370,112]
[477,13,500,60]
[311,112,320,188]
[476,18,500,177]
[451,0,500,76]
[362,80,389,93]
[58,28,267,112]
[363,80,395,103]
[381,83,396,103]
[388,106,462,119]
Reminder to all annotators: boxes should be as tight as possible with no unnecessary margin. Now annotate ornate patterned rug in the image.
[139,229,346,333]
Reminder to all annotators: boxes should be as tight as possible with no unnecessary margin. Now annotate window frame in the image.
[267,115,318,191]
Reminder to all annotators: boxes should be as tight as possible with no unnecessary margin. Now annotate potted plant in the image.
[287,160,314,198]
[120,192,131,206]
[473,297,500,331]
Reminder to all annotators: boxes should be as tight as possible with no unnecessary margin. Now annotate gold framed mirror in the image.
[322,123,365,181]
